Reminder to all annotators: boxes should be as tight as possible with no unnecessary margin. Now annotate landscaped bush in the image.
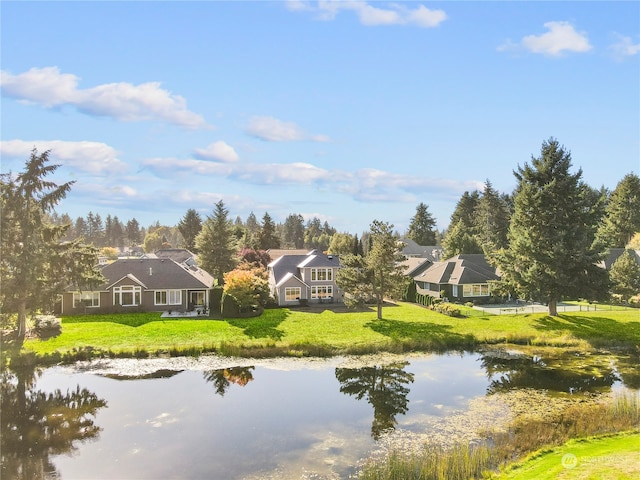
[221,293,240,318]
[210,286,223,314]
[415,292,435,307]
[430,302,462,317]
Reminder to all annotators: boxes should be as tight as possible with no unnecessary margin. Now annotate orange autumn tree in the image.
[222,263,271,312]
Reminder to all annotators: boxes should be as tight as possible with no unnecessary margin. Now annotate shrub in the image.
[221,293,240,318]
[210,286,223,314]
[430,302,462,318]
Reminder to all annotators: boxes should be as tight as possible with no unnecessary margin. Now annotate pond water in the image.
[2,349,638,480]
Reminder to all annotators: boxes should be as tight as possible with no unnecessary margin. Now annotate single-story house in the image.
[268,250,343,306]
[413,254,500,302]
[62,257,214,315]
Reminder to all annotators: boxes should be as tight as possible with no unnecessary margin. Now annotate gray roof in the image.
[400,238,442,261]
[97,257,214,290]
[415,254,499,285]
[152,248,198,267]
[599,248,640,270]
[269,251,340,285]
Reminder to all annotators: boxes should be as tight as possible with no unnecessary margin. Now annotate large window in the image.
[284,287,301,302]
[463,284,490,297]
[155,290,182,305]
[113,285,141,306]
[311,285,333,299]
[73,291,100,308]
[311,268,333,282]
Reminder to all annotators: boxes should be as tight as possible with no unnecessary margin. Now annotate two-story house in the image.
[267,250,342,306]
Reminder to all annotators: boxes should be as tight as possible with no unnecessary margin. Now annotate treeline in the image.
[53,171,640,257]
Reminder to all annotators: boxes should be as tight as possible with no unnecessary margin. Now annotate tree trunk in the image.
[548,298,558,316]
[377,301,383,320]
[17,300,27,342]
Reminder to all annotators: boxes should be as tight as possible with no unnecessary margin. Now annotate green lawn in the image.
[18,302,640,362]
[493,432,640,479]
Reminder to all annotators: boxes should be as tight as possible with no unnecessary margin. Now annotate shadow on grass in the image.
[534,314,640,348]
[227,309,290,341]
[366,318,477,352]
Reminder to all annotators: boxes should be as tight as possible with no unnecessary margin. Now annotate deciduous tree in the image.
[609,249,640,300]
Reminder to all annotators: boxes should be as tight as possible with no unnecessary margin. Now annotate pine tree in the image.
[0,149,104,339]
[195,200,238,285]
[177,208,203,252]
[406,202,437,246]
[473,180,511,253]
[596,173,640,248]
[609,249,640,300]
[489,138,608,316]
[257,212,280,250]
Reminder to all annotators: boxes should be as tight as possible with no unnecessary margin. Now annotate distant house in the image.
[599,248,640,270]
[400,238,442,261]
[144,248,199,268]
[413,254,500,302]
[62,257,214,315]
[268,250,343,306]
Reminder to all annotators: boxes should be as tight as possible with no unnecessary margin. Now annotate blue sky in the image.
[2,1,639,235]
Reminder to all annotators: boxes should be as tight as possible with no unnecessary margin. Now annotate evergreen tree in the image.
[111,216,125,248]
[450,191,479,229]
[473,180,510,253]
[328,232,355,255]
[336,220,406,319]
[282,213,305,249]
[195,200,238,284]
[0,149,104,339]
[177,208,203,252]
[609,249,640,300]
[489,138,608,316]
[406,202,437,246]
[125,218,141,246]
[243,211,260,249]
[257,212,280,250]
[596,173,640,248]
[441,219,482,258]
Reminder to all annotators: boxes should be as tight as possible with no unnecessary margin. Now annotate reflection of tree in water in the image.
[203,366,255,396]
[479,352,619,395]
[1,365,107,480]
[335,361,414,439]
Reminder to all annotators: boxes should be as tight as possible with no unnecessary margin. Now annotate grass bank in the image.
[357,392,640,480]
[10,302,639,364]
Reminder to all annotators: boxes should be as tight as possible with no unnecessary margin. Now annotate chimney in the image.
[149,267,153,276]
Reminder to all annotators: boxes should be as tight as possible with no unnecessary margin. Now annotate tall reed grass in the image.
[357,392,640,480]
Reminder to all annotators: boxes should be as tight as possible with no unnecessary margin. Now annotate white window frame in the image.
[311,285,333,299]
[452,285,459,297]
[462,284,490,297]
[311,268,333,282]
[73,291,100,308]
[155,289,182,306]
[113,285,142,306]
[284,287,301,302]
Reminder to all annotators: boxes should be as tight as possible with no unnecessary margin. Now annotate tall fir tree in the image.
[0,149,103,339]
[473,180,511,253]
[489,138,608,316]
[195,200,238,285]
[596,173,640,248]
[178,208,203,252]
[257,212,280,250]
[406,202,437,246]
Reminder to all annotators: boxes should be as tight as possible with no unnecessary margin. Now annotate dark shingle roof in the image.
[99,258,213,290]
[415,254,499,285]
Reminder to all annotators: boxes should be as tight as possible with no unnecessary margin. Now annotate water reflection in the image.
[0,365,107,480]
[203,366,255,396]
[335,361,414,439]
[479,350,620,395]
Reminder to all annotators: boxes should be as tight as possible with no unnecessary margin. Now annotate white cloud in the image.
[193,141,239,163]
[142,155,481,204]
[0,66,210,129]
[246,116,330,142]
[609,33,640,61]
[499,21,592,57]
[288,1,446,28]
[0,139,126,175]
